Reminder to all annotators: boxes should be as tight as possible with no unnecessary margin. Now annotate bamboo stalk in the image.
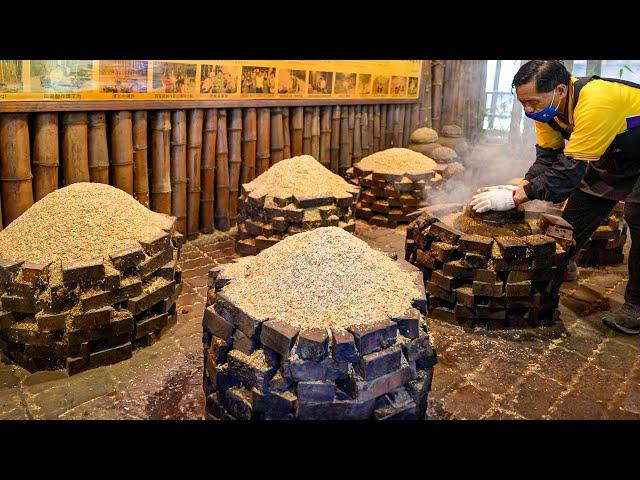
[170,110,188,234]
[385,105,394,148]
[270,107,284,165]
[311,106,320,161]
[302,106,313,155]
[200,109,217,233]
[282,107,291,159]
[368,105,375,154]
[410,103,420,139]
[256,108,270,176]
[87,112,109,184]
[348,106,355,165]
[339,106,349,176]
[392,105,402,147]
[215,109,230,231]
[330,105,340,173]
[32,113,59,202]
[110,111,134,195]
[432,60,444,132]
[150,111,171,214]
[241,108,257,184]
[353,106,362,164]
[320,106,331,169]
[132,111,149,208]
[291,106,303,156]
[403,103,412,146]
[0,113,33,226]
[379,105,387,149]
[228,108,242,228]
[373,105,381,152]
[420,60,432,127]
[361,106,369,157]
[61,112,90,185]
[187,109,203,238]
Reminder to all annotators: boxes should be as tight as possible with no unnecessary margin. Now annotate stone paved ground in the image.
[1,220,638,420]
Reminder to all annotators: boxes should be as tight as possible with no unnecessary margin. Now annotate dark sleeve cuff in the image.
[523,182,537,201]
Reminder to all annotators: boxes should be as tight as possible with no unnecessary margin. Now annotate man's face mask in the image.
[524,88,559,123]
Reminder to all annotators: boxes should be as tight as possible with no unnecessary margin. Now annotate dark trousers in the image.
[562,189,640,305]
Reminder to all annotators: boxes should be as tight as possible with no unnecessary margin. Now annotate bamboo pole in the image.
[410,103,420,139]
[386,105,394,148]
[170,110,188,234]
[475,60,488,143]
[368,105,375,154]
[282,107,291,159]
[228,108,242,228]
[132,111,150,208]
[403,103,412,146]
[150,111,171,214]
[339,106,349,176]
[270,107,284,165]
[302,106,313,155]
[361,106,369,157]
[214,109,230,231]
[348,106,355,165]
[311,106,320,161]
[392,105,402,147]
[87,112,109,184]
[0,113,33,226]
[110,111,134,195]
[291,106,303,156]
[187,109,203,238]
[200,109,217,233]
[353,106,362,164]
[61,112,90,185]
[256,108,270,176]
[420,60,433,127]
[241,108,257,184]
[373,105,381,152]
[464,61,474,140]
[320,106,331,169]
[32,113,59,201]
[432,60,444,132]
[330,105,340,173]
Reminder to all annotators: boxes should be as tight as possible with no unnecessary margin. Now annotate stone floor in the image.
[1,220,638,420]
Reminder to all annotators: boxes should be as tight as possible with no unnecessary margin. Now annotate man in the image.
[470,60,640,335]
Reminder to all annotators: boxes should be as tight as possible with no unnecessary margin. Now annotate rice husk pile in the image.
[221,226,421,329]
[409,127,438,144]
[356,148,437,175]
[242,155,354,200]
[0,183,171,264]
[430,146,458,163]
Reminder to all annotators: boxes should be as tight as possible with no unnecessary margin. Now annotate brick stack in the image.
[405,208,572,329]
[576,202,626,267]
[202,259,436,421]
[235,156,360,256]
[0,225,184,375]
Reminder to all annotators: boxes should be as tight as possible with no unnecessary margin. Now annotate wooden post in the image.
[61,112,90,185]
[214,109,230,231]
[228,108,242,228]
[291,106,303,156]
[353,106,362,164]
[311,106,320,161]
[282,107,291,159]
[360,106,369,157]
[339,106,349,176]
[32,113,59,202]
[320,106,331,169]
[110,111,134,195]
[270,107,284,164]
[432,60,444,132]
[420,59,433,127]
[171,110,188,234]
[373,105,381,152]
[256,108,270,175]
[187,109,203,238]
[302,106,313,155]
[0,113,34,226]
[403,103,412,146]
[241,108,257,184]
[87,112,109,184]
[330,105,340,173]
[150,111,171,214]
[132,111,150,208]
[200,109,217,233]
[348,106,355,165]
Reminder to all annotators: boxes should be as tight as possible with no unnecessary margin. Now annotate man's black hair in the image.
[512,60,570,93]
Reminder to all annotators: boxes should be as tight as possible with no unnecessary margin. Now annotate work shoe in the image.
[564,259,579,282]
[602,303,640,335]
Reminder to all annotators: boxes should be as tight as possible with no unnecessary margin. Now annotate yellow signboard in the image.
[0,60,422,102]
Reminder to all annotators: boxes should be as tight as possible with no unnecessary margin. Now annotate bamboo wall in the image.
[0,102,423,234]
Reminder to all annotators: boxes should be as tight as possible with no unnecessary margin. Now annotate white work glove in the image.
[476,184,519,194]
[470,188,515,213]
